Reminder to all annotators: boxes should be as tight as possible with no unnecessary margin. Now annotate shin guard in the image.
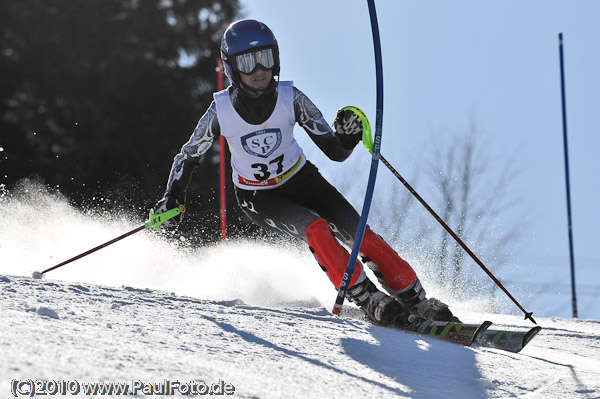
[360,228,426,309]
[305,218,365,290]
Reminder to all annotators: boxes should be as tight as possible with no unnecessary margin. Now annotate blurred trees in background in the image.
[0,0,257,243]
[0,1,525,272]
[426,125,522,296]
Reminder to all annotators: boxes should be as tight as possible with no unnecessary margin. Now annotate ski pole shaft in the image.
[379,154,537,324]
[39,224,146,275]
[37,205,185,276]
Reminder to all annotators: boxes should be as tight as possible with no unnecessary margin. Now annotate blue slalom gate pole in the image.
[333,0,384,315]
[558,32,578,319]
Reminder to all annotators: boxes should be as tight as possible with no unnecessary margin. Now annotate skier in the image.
[153,19,458,330]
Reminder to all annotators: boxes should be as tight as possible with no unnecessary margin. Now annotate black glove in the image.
[333,109,363,150]
[152,196,185,229]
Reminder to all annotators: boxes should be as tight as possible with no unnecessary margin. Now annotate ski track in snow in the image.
[1,275,599,399]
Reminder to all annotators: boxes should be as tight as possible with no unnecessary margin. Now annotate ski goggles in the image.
[234,48,275,74]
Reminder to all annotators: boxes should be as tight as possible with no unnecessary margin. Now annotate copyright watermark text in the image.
[10,379,235,396]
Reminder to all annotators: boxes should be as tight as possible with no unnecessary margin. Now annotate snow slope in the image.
[1,182,599,398]
[1,275,599,399]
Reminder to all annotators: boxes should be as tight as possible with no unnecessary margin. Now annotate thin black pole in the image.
[558,32,578,318]
[379,155,536,324]
[38,225,147,275]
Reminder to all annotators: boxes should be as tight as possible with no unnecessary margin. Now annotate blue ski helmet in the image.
[220,19,280,88]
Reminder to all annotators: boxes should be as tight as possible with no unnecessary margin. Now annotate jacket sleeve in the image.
[293,87,353,162]
[163,102,220,200]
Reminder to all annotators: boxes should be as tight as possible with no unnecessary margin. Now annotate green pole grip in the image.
[146,205,186,232]
[338,106,374,154]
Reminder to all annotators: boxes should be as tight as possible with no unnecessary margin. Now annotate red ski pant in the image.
[305,218,416,291]
[235,161,417,292]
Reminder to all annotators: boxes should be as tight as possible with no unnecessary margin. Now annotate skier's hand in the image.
[334,109,363,150]
[152,196,185,229]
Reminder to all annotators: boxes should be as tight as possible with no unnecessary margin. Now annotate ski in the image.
[425,320,493,346]
[475,326,542,353]
[391,320,493,346]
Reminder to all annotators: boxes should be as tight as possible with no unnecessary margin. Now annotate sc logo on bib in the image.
[241,128,282,158]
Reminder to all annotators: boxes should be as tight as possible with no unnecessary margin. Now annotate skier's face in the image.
[240,68,272,91]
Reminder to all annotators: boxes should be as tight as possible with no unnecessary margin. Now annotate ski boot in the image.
[346,277,432,332]
[393,277,460,323]
[357,228,460,323]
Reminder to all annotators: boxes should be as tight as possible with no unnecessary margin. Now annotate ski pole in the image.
[352,106,536,324]
[32,205,186,279]
[379,154,536,325]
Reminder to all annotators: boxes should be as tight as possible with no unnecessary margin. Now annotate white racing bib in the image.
[214,81,306,190]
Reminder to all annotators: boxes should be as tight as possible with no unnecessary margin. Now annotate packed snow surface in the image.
[1,274,599,398]
[1,182,599,398]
